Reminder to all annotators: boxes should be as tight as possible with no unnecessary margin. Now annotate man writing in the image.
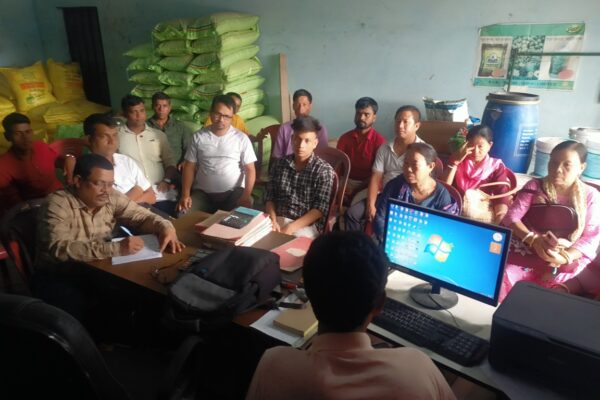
[246,231,456,399]
[265,116,334,238]
[345,105,425,231]
[34,154,183,318]
[336,97,385,202]
[272,89,328,159]
[84,113,156,204]
[178,95,256,213]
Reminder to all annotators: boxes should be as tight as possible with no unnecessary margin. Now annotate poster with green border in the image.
[473,23,585,90]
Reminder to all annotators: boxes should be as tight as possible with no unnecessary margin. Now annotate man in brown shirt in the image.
[34,153,184,319]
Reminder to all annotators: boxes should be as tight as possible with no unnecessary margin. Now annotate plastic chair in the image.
[315,147,351,233]
[0,198,45,288]
[48,137,89,157]
[437,180,463,214]
[433,157,444,179]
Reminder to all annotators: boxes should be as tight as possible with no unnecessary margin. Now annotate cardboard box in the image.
[418,121,466,156]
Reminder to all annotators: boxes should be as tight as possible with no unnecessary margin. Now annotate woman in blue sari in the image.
[374,142,459,239]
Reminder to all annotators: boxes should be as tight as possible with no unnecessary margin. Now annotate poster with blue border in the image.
[473,23,585,90]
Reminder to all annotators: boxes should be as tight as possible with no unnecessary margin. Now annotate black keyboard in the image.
[372,298,489,366]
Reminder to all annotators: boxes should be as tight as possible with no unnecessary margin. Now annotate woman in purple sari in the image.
[500,141,600,301]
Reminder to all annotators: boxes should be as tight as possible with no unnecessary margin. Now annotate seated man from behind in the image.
[178,95,256,213]
[204,92,250,135]
[0,112,75,215]
[246,231,456,400]
[272,89,328,159]
[34,154,183,318]
[336,97,385,200]
[265,116,334,238]
[118,94,178,214]
[84,113,156,204]
[147,91,194,165]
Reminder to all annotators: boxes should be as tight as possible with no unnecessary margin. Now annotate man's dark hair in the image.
[293,89,313,103]
[394,105,421,123]
[225,92,242,103]
[151,91,171,106]
[2,112,30,137]
[210,94,236,113]
[303,231,388,332]
[291,116,321,135]
[355,97,378,114]
[83,113,118,137]
[73,153,114,180]
[121,94,145,114]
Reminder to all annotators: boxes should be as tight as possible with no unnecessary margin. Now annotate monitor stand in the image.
[409,283,458,310]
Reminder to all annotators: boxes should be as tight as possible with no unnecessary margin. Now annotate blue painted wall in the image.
[7,0,600,140]
[0,0,44,66]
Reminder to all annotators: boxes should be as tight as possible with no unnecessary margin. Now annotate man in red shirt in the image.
[336,97,385,203]
[0,113,74,214]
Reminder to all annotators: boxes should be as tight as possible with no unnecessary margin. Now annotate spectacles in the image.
[85,179,115,190]
[211,112,233,121]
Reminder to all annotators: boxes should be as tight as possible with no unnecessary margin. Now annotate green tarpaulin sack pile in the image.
[124,12,266,124]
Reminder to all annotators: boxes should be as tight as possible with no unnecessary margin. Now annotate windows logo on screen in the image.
[424,234,453,263]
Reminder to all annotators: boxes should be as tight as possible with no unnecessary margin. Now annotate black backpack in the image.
[165,246,281,332]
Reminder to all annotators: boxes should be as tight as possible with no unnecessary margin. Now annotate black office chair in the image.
[0,293,208,400]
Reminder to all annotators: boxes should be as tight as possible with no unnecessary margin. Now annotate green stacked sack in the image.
[124,12,266,124]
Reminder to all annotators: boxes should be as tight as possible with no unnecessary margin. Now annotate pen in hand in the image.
[120,225,134,237]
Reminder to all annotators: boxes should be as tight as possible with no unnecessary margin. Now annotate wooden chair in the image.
[48,137,89,157]
[315,147,351,233]
[254,124,281,181]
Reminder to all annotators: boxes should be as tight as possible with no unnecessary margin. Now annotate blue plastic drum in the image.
[482,92,540,173]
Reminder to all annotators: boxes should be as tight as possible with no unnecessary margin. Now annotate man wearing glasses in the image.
[35,153,183,319]
[178,95,256,213]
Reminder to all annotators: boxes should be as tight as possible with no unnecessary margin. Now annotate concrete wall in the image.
[0,0,44,66]
[13,0,600,139]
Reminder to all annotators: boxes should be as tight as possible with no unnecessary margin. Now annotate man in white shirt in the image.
[246,231,456,400]
[84,113,155,204]
[178,95,256,213]
[345,105,425,231]
[118,94,178,214]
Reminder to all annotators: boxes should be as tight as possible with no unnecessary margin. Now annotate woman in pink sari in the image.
[500,140,600,301]
[443,125,511,224]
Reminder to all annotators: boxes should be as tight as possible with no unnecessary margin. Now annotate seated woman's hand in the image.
[531,235,560,263]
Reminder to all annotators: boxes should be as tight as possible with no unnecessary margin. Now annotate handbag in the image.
[462,181,518,223]
[519,184,578,239]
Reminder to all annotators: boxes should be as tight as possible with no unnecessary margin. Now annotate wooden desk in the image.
[87,211,295,295]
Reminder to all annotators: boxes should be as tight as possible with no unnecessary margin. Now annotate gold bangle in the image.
[552,283,570,293]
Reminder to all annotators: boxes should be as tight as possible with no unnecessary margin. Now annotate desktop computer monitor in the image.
[382,199,511,310]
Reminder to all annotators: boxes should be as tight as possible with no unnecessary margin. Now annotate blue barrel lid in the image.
[487,92,540,104]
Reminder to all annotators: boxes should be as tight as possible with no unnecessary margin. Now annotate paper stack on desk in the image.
[270,237,312,272]
[195,207,272,247]
[111,234,162,265]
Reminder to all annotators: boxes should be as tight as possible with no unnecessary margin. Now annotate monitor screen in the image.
[383,199,511,308]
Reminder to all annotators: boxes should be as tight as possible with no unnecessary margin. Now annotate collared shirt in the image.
[272,120,329,159]
[246,332,456,400]
[184,126,257,193]
[0,141,63,214]
[372,135,424,186]
[118,123,176,184]
[36,188,173,267]
[265,153,334,232]
[337,127,386,181]
[203,114,249,134]
[147,116,193,163]
[112,152,152,194]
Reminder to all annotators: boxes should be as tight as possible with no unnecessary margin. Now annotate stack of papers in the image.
[270,237,312,272]
[111,234,163,265]
[195,207,272,247]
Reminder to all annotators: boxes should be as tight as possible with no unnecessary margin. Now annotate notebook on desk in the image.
[270,236,312,272]
[274,304,318,337]
[111,234,162,265]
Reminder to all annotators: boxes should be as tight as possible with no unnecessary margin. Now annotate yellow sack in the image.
[47,59,86,103]
[65,98,111,120]
[0,62,56,112]
[43,102,82,124]
[0,96,16,114]
[0,74,14,100]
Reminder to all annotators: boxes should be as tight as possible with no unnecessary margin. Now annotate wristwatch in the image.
[162,178,172,184]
